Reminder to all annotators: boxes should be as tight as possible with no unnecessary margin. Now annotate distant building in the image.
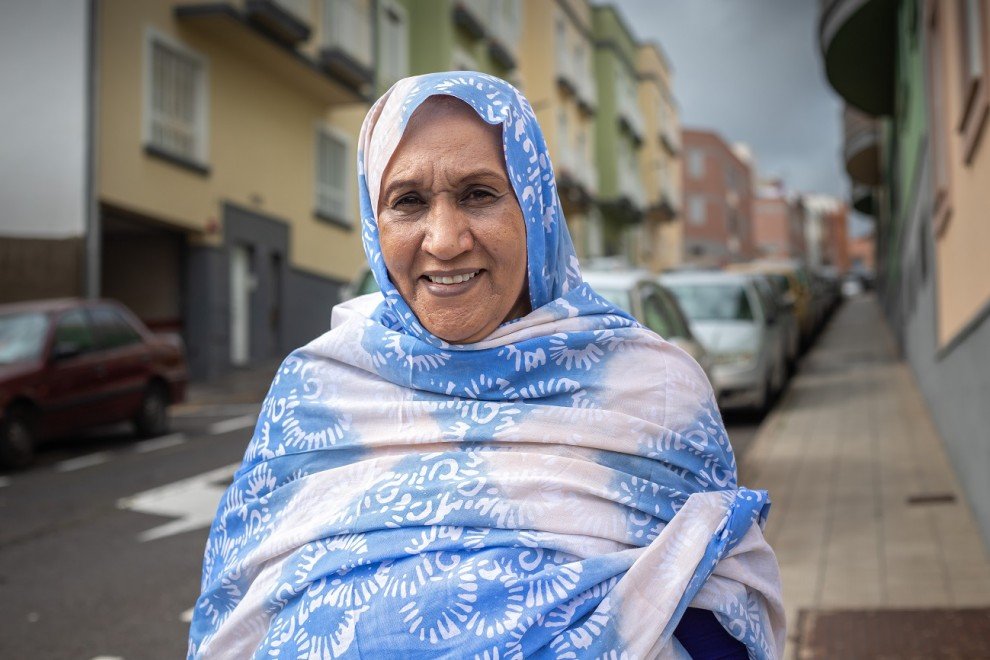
[847,232,875,274]
[518,0,598,261]
[680,128,755,266]
[822,202,850,273]
[591,4,646,260]
[753,180,805,260]
[800,194,844,271]
[634,42,683,272]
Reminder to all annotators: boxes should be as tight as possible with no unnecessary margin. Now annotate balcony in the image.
[819,0,897,116]
[554,141,597,203]
[320,0,374,94]
[244,0,311,45]
[852,183,877,216]
[844,105,882,185]
[175,3,364,104]
[487,0,521,70]
[556,42,597,113]
[452,0,488,39]
[659,176,681,218]
[617,156,647,212]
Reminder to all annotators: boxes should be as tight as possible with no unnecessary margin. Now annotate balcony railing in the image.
[616,63,644,140]
[272,0,310,22]
[819,0,896,116]
[618,154,647,210]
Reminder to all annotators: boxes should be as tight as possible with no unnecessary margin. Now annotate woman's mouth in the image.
[421,270,483,296]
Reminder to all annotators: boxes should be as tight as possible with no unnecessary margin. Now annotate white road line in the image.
[55,452,111,473]
[134,433,186,454]
[90,656,124,660]
[117,462,239,542]
[207,415,257,436]
[180,607,194,623]
[0,476,11,488]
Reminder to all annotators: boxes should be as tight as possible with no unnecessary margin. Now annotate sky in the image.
[614,0,854,206]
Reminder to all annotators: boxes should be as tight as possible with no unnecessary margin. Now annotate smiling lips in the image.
[420,269,483,296]
[423,270,481,285]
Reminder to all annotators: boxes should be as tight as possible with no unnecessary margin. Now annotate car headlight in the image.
[713,351,756,367]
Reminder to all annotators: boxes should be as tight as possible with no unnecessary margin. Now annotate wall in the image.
[0,1,89,240]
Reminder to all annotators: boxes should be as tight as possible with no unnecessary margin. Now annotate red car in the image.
[0,298,188,467]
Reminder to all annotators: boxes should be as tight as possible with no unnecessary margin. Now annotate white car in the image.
[660,271,788,413]
[583,270,713,382]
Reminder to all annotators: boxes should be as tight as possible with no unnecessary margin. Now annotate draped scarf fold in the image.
[189,72,784,659]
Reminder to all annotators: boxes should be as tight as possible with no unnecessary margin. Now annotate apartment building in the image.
[1,0,387,380]
[820,0,990,542]
[518,0,598,259]
[635,43,682,272]
[591,5,646,260]
[403,0,521,82]
[680,129,755,266]
[752,180,806,260]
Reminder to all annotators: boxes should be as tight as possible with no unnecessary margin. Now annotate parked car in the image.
[583,270,713,381]
[660,271,788,413]
[750,272,800,373]
[728,259,816,350]
[0,298,188,467]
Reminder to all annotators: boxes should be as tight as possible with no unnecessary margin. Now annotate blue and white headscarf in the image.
[189,72,784,659]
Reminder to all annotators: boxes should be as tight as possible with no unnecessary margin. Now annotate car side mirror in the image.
[52,341,82,361]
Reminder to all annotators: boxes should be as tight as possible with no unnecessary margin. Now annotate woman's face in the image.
[377,98,529,344]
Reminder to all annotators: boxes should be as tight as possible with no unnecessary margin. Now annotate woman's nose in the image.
[422,199,474,260]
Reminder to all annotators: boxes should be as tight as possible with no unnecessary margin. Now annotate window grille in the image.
[316,129,349,223]
[147,35,206,163]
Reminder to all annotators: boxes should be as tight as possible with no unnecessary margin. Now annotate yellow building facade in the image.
[97,0,374,379]
[518,0,599,259]
[635,43,683,272]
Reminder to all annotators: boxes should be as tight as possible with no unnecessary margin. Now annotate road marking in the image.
[207,415,257,436]
[134,433,186,454]
[180,607,194,623]
[0,476,11,488]
[117,462,239,542]
[55,452,111,472]
[90,656,124,660]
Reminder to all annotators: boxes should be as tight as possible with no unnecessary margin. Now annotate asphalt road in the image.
[0,404,764,659]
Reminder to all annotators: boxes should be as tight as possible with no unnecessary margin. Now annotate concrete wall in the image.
[0,1,89,240]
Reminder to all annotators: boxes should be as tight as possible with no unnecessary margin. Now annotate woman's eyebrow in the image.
[454,168,508,185]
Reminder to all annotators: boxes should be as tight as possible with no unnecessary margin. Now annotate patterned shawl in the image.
[188,72,784,659]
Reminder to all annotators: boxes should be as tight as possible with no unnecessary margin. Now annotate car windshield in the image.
[0,312,49,364]
[594,288,633,314]
[665,283,755,322]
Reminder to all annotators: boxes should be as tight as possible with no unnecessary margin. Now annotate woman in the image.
[189,72,784,659]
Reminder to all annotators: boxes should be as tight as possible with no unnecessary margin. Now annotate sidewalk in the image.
[741,294,990,658]
[173,359,281,415]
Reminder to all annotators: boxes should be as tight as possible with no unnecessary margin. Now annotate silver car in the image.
[660,271,788,413]
[583,270,713,381]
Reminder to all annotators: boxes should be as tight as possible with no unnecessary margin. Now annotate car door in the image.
[86,306,152,425]
[41,309,103,437]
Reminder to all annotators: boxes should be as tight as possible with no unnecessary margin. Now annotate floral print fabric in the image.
[188,72,784,659]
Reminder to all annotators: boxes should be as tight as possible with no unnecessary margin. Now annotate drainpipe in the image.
[84,0,101,299]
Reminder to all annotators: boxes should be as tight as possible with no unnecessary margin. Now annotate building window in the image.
[325,0,373,69]
[688,195,706,225]
[144,29,208,167]
[315,127,350,225]
[925,0,953,234]
[956,0,989,162]
[687,148,705,179]
[378,0,408,90]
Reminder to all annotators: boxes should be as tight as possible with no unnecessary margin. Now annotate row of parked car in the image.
[589,259,843,415]
[348,259,844,415]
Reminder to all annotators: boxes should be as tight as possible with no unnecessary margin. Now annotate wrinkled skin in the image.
[376,97,530,344]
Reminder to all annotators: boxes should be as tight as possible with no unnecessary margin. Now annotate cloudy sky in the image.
[614,0,848,200]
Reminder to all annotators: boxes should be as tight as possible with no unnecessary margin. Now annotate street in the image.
[0,396,763,659]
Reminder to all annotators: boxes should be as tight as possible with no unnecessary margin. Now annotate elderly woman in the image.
[188,73,784,659]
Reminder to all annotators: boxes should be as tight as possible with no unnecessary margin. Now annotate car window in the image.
[0,312,49,364]
[89,307,143,350]
[641,293,673,337]
[54,309,95,353]
[656,288,690,338]
[357,270,381,296]
[665,283,755,322]
[594,288,633,314]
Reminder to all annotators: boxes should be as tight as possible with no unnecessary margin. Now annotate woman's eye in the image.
[394,194,422,208]
[464,189,497,204]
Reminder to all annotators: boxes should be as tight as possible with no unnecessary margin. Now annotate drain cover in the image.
[797,608,990,658]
